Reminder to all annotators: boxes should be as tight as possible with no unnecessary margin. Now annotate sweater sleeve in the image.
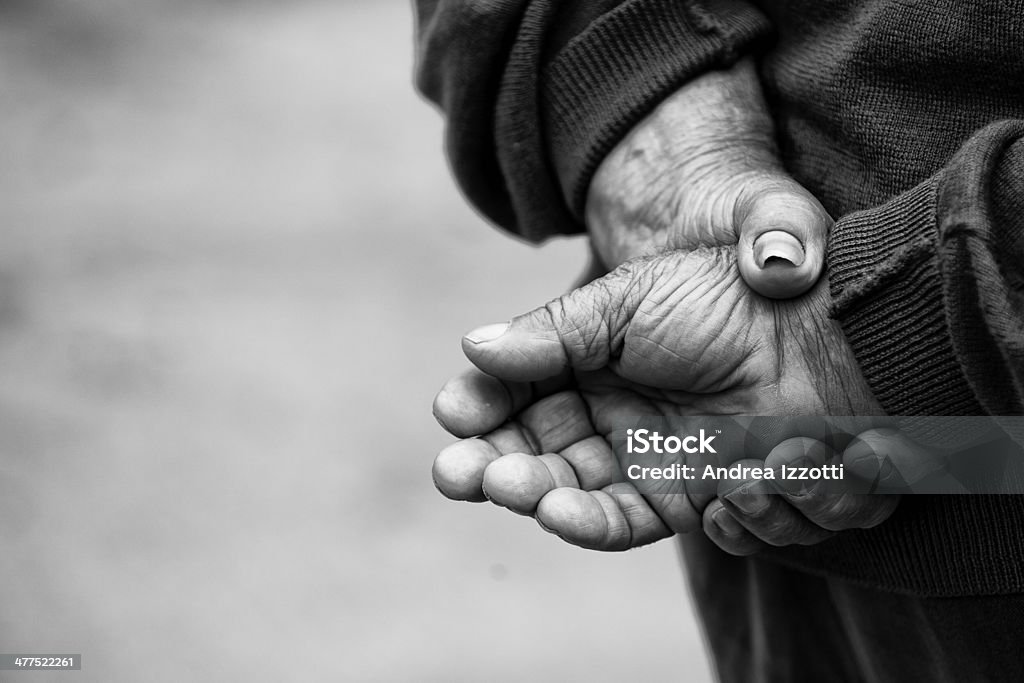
[828,120,1024,418]
[414,0,772,242]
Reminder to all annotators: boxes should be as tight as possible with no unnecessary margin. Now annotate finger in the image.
[766,437,899,531]
[620,456,703,534]
[718,458,833,547]
[535,484,672,551]
[481,452,581,515]
[432,368,534,438]
[788,488,900,532]
[735,179,831,299]
[843,428,947,489]
[460,262,653,382]
[482,422,539,455]
[559,435,618,490]
[517,391,596,453]
[500,391,625,496]
[432,438,502,502]
[702,499,767,556]
[646,490,704,534]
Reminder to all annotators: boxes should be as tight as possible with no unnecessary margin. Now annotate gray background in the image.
[0,1,712,680]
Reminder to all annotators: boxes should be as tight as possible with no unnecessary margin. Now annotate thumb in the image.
[735,178,832,299]
[460,266,646,382]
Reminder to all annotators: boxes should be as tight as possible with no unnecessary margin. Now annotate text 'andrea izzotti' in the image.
[623,428,844,482]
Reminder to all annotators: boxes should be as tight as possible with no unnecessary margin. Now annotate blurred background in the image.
[0,1,711,680]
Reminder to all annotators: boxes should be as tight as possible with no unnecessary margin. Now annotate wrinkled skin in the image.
[584,58,832,299]
[434,248,901,554]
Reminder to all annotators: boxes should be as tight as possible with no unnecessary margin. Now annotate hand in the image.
[585,58,831,299]
[703,434,902,555]
[434,247,885,550]
[705,421,974,554]
[433,368,687,549]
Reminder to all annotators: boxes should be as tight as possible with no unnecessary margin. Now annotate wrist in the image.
[782,279,884,415]
[584,58,781,268]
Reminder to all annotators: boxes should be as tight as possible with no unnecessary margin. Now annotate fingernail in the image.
[753,230,805,268]
[712,507,746,536]
[777,457,816,494]
[465,323,509,344]
[845,440,885,479]
[878,456,896,482]
[724,487,772,515]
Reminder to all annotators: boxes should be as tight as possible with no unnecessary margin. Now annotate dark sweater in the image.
[415,0,1024,596]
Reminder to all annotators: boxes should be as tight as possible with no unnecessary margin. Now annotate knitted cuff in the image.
[541,0,772,220]
[827,178,983,415]
[934,120,1024,415]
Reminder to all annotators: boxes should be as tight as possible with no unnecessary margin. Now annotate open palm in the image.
[433,248,890,551]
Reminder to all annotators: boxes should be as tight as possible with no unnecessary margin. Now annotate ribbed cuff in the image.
[827,179,984,416]
[935,120,1024,415]
[540,0,772,219]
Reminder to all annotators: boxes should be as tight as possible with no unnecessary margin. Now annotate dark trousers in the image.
[679,535,1024,683]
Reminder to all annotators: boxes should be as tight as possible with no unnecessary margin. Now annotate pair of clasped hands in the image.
[432,60,913,555]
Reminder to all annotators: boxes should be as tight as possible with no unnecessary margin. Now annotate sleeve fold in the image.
[414,0,773,242]
[542,0,771,220]
[827,120,1024,416]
